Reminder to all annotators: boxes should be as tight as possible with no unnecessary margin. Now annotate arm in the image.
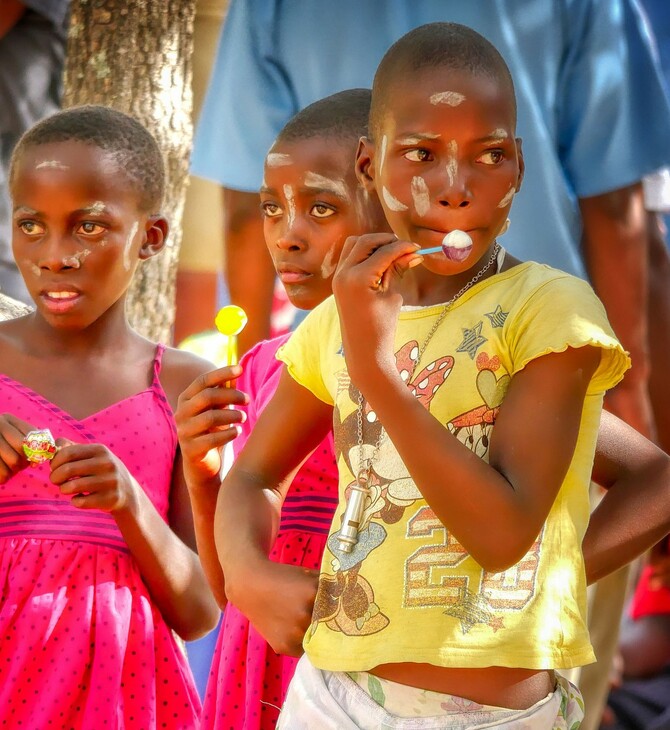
[174,364,248,608]
[579,183,654,436]
[333,234,600,572]
[50,441,221,641]
[215,369,332,655]
[222,188,275,357]
[585,410,670,585]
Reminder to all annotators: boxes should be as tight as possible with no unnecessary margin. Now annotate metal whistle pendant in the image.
[336,471,371,553]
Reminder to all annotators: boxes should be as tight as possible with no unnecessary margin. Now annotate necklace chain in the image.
[356,242,502,479]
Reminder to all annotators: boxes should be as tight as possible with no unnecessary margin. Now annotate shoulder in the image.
[158,345,217,404]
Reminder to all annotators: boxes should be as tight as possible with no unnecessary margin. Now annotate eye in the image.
[478,150,505,165]
[18,220,45,236]
[311,203,335,219]
[404,149,433,163]
[77,221,105,236]
[261,201,282,218]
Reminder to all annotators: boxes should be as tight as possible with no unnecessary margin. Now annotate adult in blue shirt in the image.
[192,0,670,434]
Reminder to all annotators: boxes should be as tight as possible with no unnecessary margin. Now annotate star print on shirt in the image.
[456,321,487,359]
[484,305,508,328]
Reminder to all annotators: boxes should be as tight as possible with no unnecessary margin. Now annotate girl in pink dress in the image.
[175,89,390,729]
[0,106,245,728]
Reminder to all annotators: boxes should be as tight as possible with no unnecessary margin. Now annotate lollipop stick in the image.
[415,245,443,256]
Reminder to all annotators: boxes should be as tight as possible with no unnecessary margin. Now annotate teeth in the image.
[47,291,77,299]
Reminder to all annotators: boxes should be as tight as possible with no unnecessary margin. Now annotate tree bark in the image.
[62,0,196,343]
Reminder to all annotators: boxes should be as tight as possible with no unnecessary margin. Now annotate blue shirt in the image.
[192,0,670,277]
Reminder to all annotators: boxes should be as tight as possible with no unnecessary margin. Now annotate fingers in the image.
[0,414,38,483]
[335,235,420,292]
[178,365,247,403]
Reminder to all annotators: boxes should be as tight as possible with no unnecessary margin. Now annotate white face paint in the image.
[382,186,408,212]
[490,128,508,141]
[446,140,458,187]
[63,249,92,269]
[355,186,371,227]
[25,260,41,277]
[283,184,296,227]
[430,91,465,107]
[320,244,338,278]
[84,201,106,215]
[378,135,388,174]
[498,185,515,208]
[266,152,293,167]
[35,160,69,170]
[304,172,349,200]
[410,176,430,217]
[123,221,139,271]
[396,133,440,145]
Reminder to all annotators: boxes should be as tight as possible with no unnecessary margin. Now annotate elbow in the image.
[174,599,221,642]
[467,535,538,575]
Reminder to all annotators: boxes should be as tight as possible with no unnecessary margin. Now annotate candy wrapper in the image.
[22,429,58,464]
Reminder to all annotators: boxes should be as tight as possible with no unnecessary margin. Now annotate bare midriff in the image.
[372,663,555,710]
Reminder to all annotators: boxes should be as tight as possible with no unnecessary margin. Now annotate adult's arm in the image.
[579,183,654,436]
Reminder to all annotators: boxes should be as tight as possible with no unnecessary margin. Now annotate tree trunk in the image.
[62,0,196,343]
[0,293,31,321]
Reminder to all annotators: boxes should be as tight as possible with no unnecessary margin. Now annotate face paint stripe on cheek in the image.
[411,177,430,217]
[320,244,338,278]
[123,221,139,271]
[498,186,515,208]
[382,186,408,212]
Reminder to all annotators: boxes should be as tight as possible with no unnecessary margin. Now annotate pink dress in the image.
[201,335,338,730]
[0,345,201,729]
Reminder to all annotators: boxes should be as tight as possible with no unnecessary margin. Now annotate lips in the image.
[276,264,312,284]
[40,286,82,313]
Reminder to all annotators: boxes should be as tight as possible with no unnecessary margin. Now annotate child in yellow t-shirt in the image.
[215,23,640,729]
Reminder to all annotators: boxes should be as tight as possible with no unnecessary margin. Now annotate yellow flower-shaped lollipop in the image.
[214,305,248,366]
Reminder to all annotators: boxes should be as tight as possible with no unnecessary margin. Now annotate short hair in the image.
[9,105,165,212]
[275,88,372,146]
[370,23,516,138]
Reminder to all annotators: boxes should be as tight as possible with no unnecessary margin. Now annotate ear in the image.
[139,215,169,260]
[355,136,377,193]
[515,137,525,192]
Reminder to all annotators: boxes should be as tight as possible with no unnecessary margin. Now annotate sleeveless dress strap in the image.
[151,343,166,386]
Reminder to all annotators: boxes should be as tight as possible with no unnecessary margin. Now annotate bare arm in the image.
[579,183,653,436]
[333,234,600,572]
[222,188,275,355]
[174,364,248,608]
[585,410,670,585]
[215,370,332,654]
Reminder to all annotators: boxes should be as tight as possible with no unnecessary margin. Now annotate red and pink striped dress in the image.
[201,334,338,730]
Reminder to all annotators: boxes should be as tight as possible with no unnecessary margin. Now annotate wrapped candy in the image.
[22,429,58,464]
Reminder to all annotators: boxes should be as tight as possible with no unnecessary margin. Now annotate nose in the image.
[38,233,80,272]
[274,213,309,252]
[437,156,472,209]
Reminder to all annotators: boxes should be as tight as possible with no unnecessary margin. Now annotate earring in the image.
[498,218,510,236]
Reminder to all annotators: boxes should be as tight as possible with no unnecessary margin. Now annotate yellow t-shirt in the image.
[277,262,629,671]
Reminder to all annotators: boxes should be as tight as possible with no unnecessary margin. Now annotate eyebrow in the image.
[13,205,39,216]
[395,133,441,144]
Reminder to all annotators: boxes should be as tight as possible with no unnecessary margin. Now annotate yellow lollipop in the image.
[215,305,248,366]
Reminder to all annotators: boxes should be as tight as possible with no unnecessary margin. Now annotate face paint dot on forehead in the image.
[267,152,293,167]
[83,201,106,215]
[35,160,70,170]
[382,186,408,212]
[410,177,430,217]
[491,128,509,140]
[303,172,349,200]
[429,91,466,107]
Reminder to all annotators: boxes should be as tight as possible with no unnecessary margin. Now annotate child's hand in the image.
[50,440,141,512]
[229,560,319,657]
[0,414,37,483]
[175,365,249,484]
[333,233,421,382]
